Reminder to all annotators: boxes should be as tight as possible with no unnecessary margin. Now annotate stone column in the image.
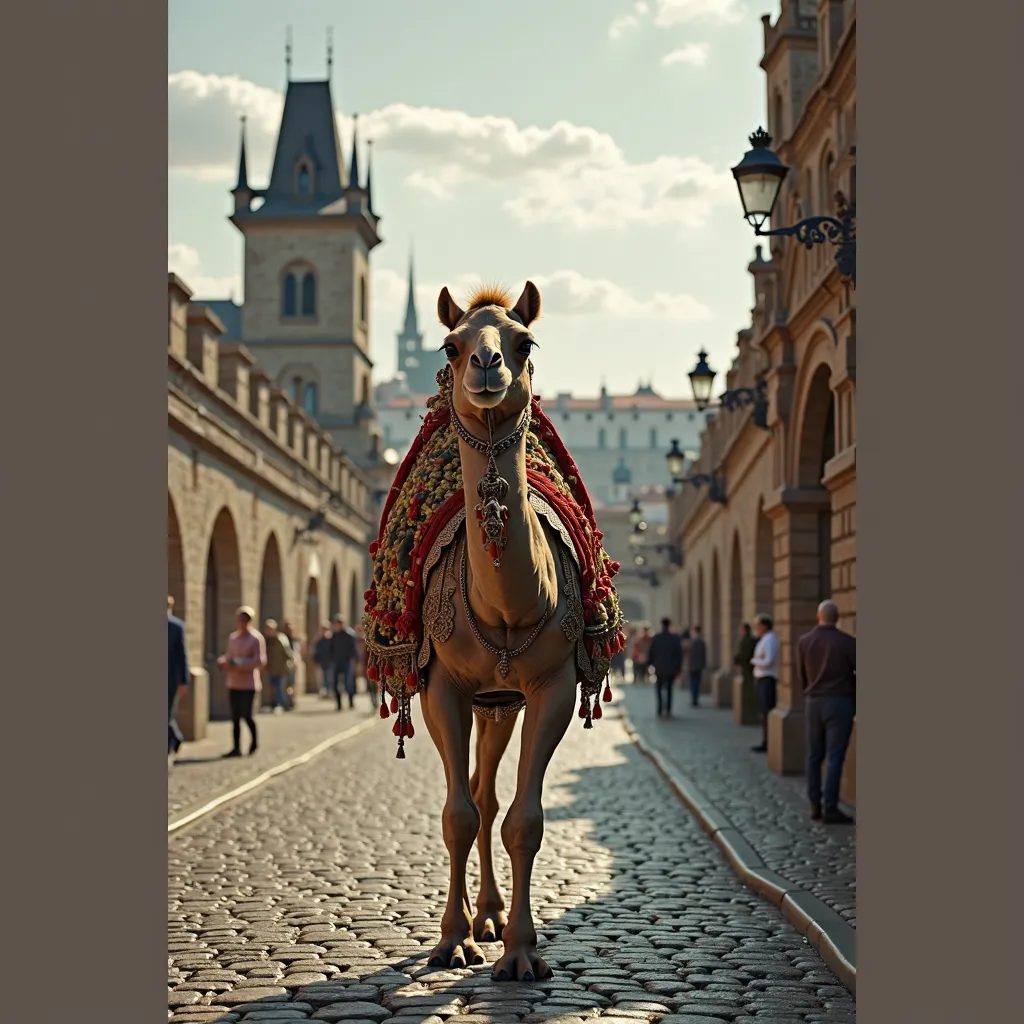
[711,669,734,707]
[764,487,831,774]
[176,667,209,742]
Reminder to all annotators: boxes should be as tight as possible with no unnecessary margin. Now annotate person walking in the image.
[263,619,294,712]
[647,618,683,718]
[167,597,190,760]
[733,622,757,713]
[632,625,652,684]
[750,613,780,753]
[797,600,857,824]
[281,620,299,709]
[313,620,333,698]
[329,614,357,711]
[686,626,707,708]
[216,606,266,758]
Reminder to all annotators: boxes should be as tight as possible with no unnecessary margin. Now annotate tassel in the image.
[592,697,603,720]
[489,541,499,559]
[578,699,588,719]
[379,700,389,719]
[384,662,394,677]
[405,671,417,690]
[583,714,593,730]
[392,719,402,736]
[390,696,399,714]
[603,682,612,702]
[367,664,379,682]
[396,739,406,759]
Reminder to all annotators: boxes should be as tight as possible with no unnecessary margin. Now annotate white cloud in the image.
[168,243,241,299]
[532,270,711,320]
[168,72,733,232]
[661,42,711,67]
[652,0,745,27]
[609,14,641,39]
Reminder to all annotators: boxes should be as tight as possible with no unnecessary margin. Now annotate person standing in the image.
[686,626,707,708]
[167,597,190,759]
[281,620,299,709]
[216,606,266,758]
[733,622,757,711]
[313,620,333,698]
[797,600,857,824]
[329,614,357,711]
[750,613,780,753]
[632,625,652,684]
[647,618,683,718]
[263,619,294,712]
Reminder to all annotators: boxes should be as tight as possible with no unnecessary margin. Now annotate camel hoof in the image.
[473,910,507,943]
[491,945,552,982]
[427,935,485,969]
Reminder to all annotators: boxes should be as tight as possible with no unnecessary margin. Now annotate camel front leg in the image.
[469,709,518,942]
[420,671,485,969]
[492,670,577,982]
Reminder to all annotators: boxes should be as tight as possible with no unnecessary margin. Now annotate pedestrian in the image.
[632,625,652,684]
[750,613,780,753]
[263,619,294,712]
[647,618,683,718]
[686,625,707,707]
[167,596,190,760]
[733,621,757,710]
[216,606,266,758]
[329,614,357,711]
[313,620,333,697]
[797,600,856,824]
[354,623,374,709]
[282,620,299,709]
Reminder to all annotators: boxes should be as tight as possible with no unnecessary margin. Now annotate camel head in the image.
[437,281,542,428]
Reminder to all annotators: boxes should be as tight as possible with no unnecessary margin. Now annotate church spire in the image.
[365,139,375,215]
[403,248,419,334]
[235,116,249,191]
[348,114,361,189]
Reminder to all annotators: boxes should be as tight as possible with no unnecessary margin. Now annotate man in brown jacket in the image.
[796,600,856,824]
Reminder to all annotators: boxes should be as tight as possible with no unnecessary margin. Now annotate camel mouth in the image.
[463,384,508,409]
[462,367,513,407]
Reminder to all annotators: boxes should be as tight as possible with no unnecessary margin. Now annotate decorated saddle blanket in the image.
[362,379,626,757]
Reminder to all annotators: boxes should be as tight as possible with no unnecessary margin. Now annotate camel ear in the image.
[437,287,465,330]
[512,280,541,327]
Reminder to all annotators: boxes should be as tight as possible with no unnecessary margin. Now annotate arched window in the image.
[773,92,784,142]
[359,275,367,325]
[302,383,318,415]
[282,273,297,318]
[301,272,316,317]
[296,160,312,196]
[819,152,835,215]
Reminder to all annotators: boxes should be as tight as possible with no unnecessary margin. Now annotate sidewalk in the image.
[168,690,379,823]
[620,681,857,931]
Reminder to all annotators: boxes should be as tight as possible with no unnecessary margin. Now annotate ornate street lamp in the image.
[666,439,686,480]
[732,127,856,285]
[664,441,728,505]
[685,351,769,430]
[628,499,644,527]
[688,350,715,412]
[628,521,647,550]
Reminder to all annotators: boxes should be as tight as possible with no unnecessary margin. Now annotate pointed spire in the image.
[235,116,249,191]
[365,139,375,214]
[348,114,361,189]
[285,26,293,81]
[326,26,333,79]
[403,247,419,334]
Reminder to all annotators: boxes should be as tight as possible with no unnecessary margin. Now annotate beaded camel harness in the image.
[363,366,626,758]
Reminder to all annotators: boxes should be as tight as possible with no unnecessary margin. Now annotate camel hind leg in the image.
[469,707,518,942]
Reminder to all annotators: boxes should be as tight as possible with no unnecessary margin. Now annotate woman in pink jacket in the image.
[216,606,267,758]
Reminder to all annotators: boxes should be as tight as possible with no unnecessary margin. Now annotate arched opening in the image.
[282,273,297,318]
[298,166,310,194]
[302,382,318,415]
[773,91,784,143]
[305,576,320,688]
[696,563,705,634]
[710,551,722,669]
[820,151,835,215]
[755,500,774,620]
[204,508,242,720]
[167,493,185,620]
[359,275,367,325]
[349,572,360,623]
[797,365,837,606]
[729,530,744,642]
[301,271,316,317]
[258,533,284,626]
[328,565,341,621]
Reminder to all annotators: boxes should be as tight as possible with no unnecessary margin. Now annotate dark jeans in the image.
[229,689,257,752]
[756,675,777,747]
[655,674,674,716]
[269,675,289,710]
[168,687,183,754]
[332,661,354,709]
[806,695,856,810]
[688,670,703,706]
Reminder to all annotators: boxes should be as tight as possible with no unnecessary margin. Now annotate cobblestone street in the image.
[619,687,856,930]
[168,694,856,1023]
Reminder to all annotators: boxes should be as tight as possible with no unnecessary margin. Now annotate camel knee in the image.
[500,800,544,855]
[442,797,481,849]
[474,786,500,828]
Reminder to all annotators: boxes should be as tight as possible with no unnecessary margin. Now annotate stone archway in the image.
[258,533,284,626]
[328,564,341,621]
[304,576,321,694]
[204,507,242,720]
[754,498,774,621]
[729,530,744,642]
[710,551,722,670]
[168,493,185,620]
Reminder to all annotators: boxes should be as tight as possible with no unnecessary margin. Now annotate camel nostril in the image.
[471,348,503,369]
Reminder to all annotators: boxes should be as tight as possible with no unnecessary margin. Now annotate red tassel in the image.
[379,702,389,719]
[389,696,399,714]
[404,722,415,739]
[367,664,379,682]
[604,641,613,658]
[578,701,588,719]
[489,542,499,559]
[603,683,612,702]
[592,700,603,721]
[392,720,401,737]
[384,663,394,677]
[405,671,417,690]
[475,509,483,521]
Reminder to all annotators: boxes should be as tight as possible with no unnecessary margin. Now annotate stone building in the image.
[669,0,856,803]
[168,273,376,733]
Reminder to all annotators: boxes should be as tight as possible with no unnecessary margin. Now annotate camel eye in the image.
[443,343,459,360]
[518,339,537,356]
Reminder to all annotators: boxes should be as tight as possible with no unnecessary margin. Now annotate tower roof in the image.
[233,118,249,193]
[348,114,361,191]
[401,251,420,337]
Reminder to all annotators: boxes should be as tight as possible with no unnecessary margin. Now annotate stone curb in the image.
[618,706,857,996]
[168,716,378,835]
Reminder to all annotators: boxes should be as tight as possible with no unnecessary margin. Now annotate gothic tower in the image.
[228,67,383,465]
[395,251,445,395]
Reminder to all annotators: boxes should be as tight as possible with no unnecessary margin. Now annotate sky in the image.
[168,0,776,398]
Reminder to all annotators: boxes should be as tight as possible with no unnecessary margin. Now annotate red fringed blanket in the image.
[362,382,625,757]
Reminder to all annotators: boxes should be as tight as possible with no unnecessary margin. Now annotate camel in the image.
[363,281,623,982]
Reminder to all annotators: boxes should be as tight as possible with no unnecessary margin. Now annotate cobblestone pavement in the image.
[620,685,856,930]
[168,700,856,1022]
[170,692,378,823]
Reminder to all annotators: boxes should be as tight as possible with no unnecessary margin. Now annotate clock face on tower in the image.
[406,340,417,351]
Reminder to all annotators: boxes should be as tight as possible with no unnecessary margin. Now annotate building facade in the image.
[670,0,857,803]
[168,274,376,732]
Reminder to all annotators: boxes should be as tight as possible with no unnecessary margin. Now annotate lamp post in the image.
[664,440,727,505]
[732,127,856,285]
[686,349,769,429]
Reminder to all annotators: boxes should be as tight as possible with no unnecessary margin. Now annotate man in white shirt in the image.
[750,613,780,753]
